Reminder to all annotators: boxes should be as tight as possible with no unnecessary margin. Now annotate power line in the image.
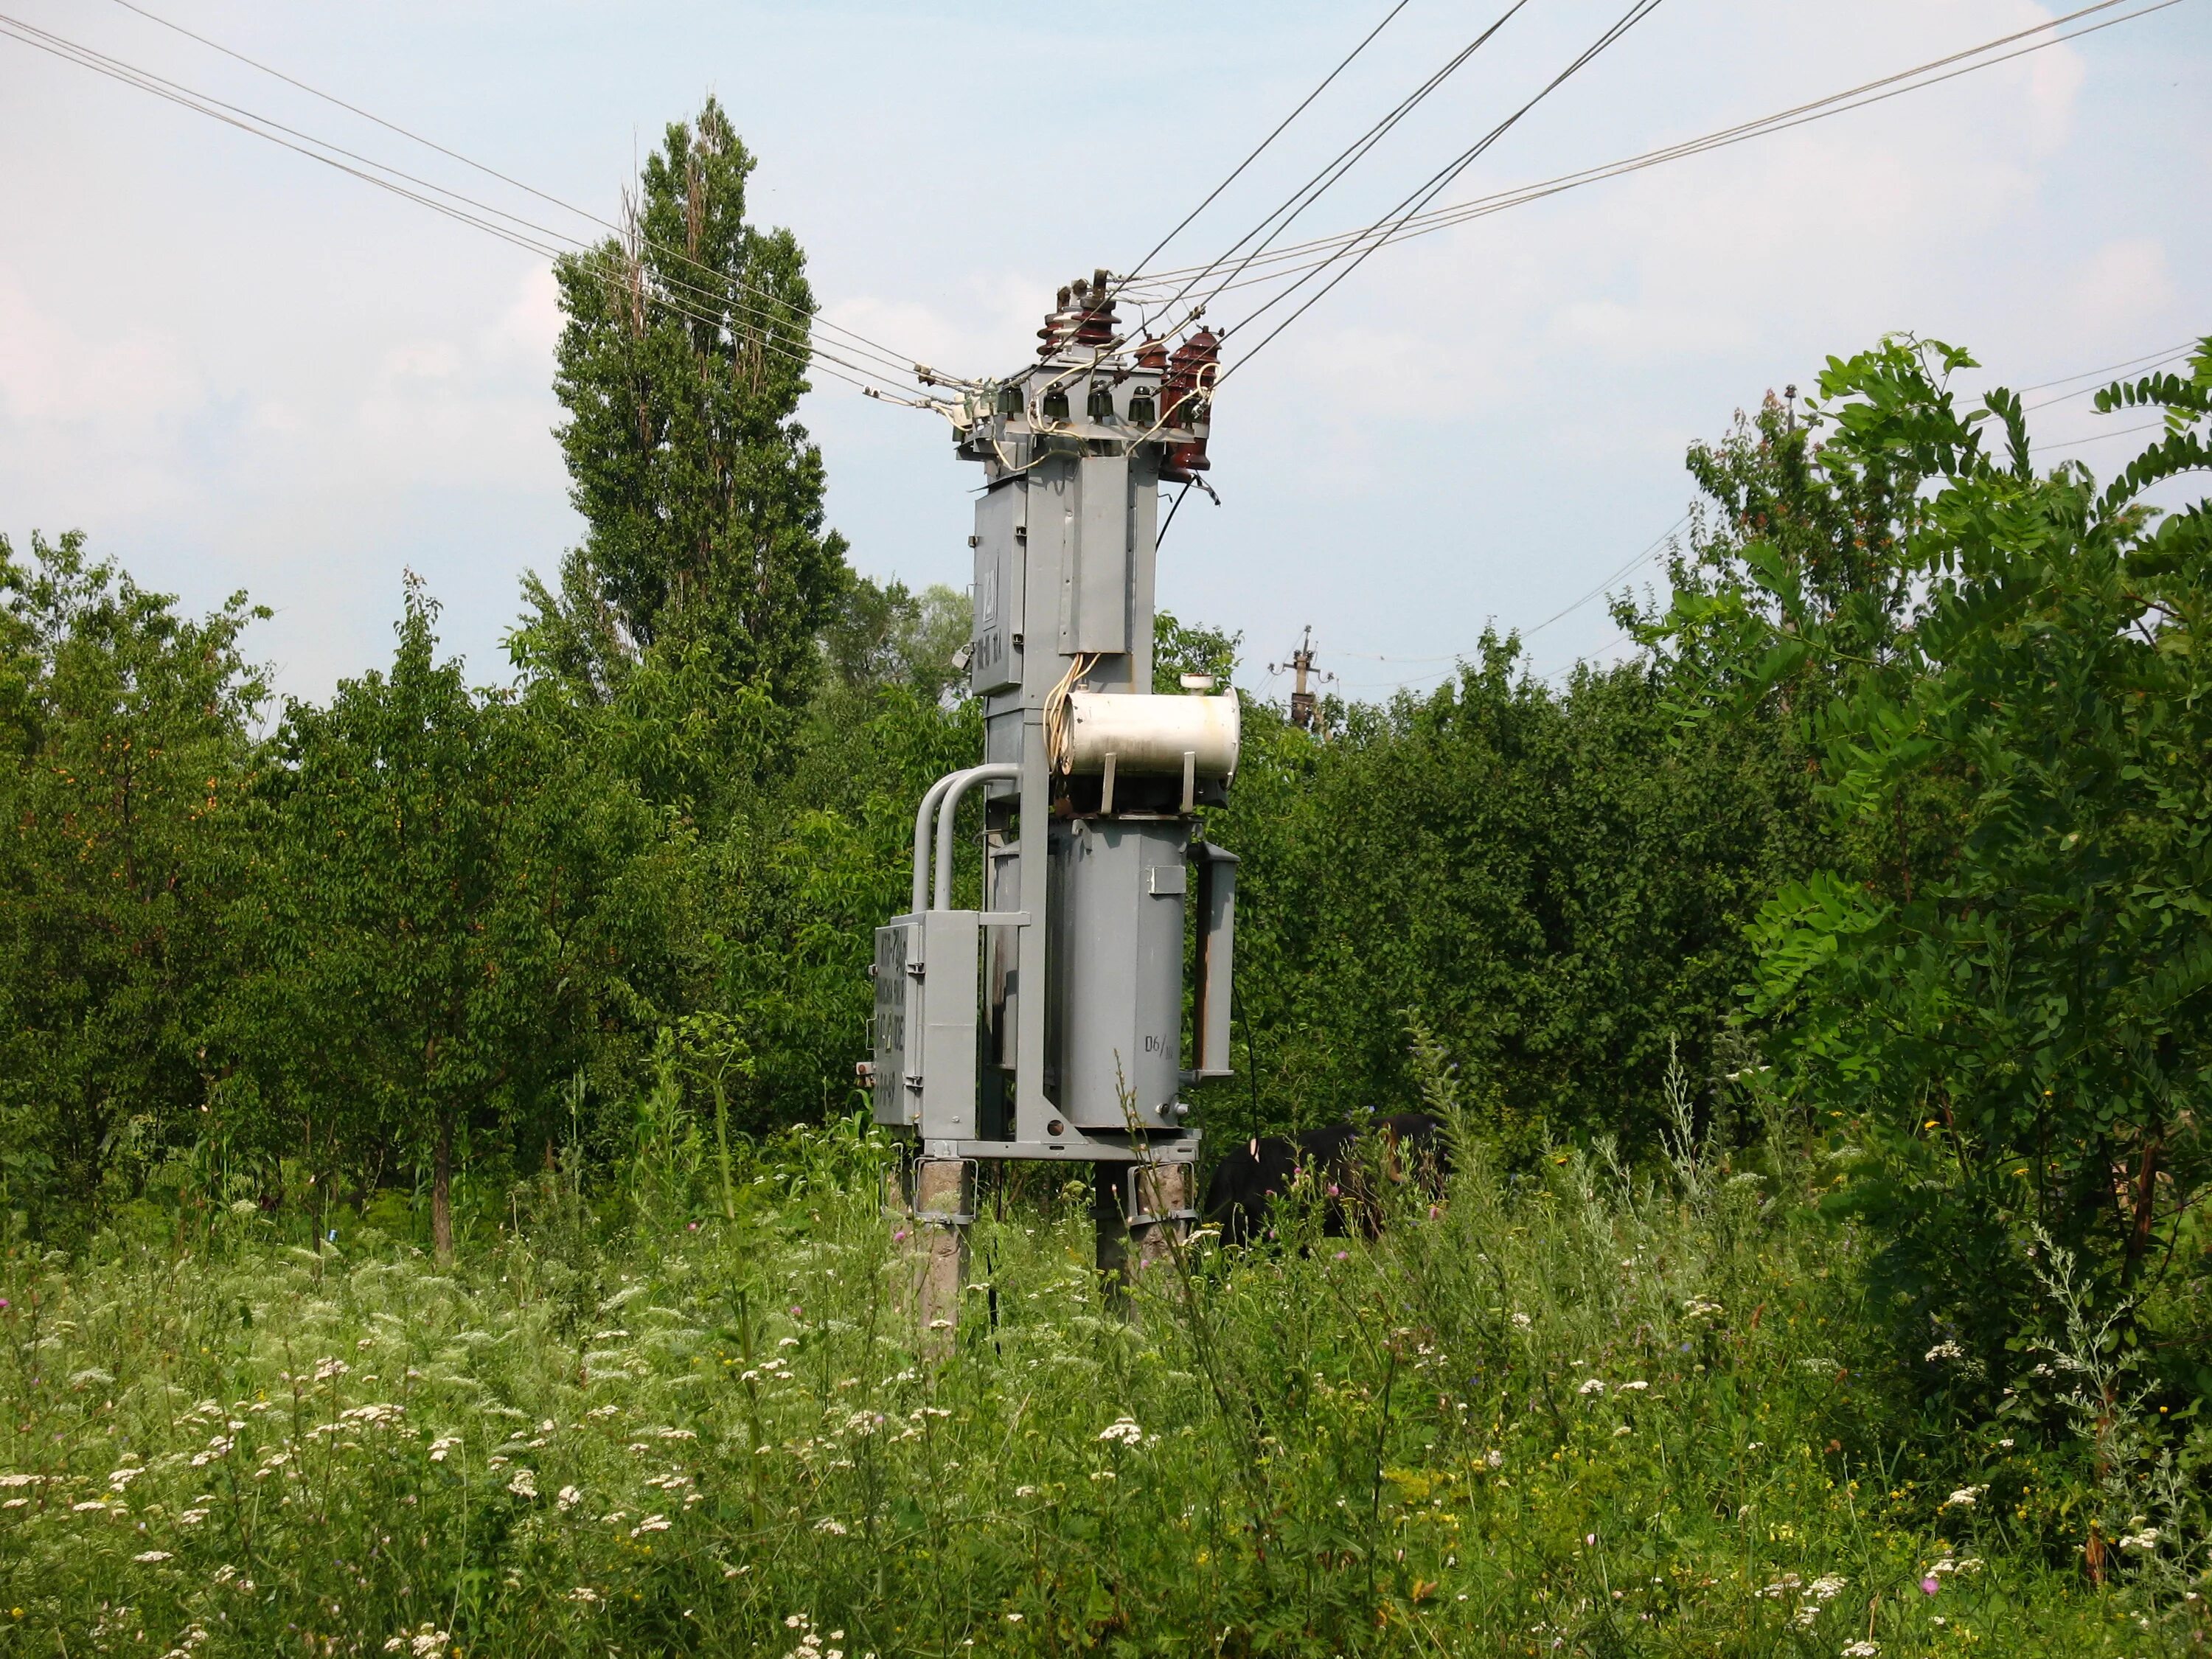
[104,0,953,386]
[1134,0,1537,331]
[1113,0,1412,299]
[13,8,940,396]
[0,12,942,408]
[1120,0,2172,313]
[1215,0,1671,383]
[1522,515,1687,639]
[2020,343,2198,408]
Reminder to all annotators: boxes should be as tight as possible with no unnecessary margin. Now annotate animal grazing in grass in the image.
[1203,1110,1450,1244]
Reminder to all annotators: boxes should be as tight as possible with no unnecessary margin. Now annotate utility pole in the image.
[863,273,1239,1326]
[1271,625,1332,733]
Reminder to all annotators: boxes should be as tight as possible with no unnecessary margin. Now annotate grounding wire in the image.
[96,0,953,388]
[1110,0,1413,308]
[1119,0,2165,305]
[1215,0,1669,383]
[0,15,936,406]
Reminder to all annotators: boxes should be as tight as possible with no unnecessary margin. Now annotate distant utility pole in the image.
[1271,625,1333,733]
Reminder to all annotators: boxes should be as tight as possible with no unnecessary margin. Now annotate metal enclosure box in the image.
[871,920,916,1127]
[919,909,983,1140]
[970,484,1024,697]
[1046,819,1187,1129]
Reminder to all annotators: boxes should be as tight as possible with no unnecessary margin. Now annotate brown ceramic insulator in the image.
[1036,284,1077,358]
[1159,328,1220,481]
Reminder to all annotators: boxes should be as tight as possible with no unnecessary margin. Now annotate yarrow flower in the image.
[507,1468,538,1499]
[427,1436,461,1463]
[1096,1417,1144,1446]
[557,1485,583,1512]
[1843,1644,1880,1658]
[133,1551,172,1563]
[1924,1341,1965,1363]
[1940,1486,1985,1510]
[1576,1378,1605,1397]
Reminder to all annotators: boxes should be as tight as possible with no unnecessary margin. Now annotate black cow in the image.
[1203,1111,1451,1245]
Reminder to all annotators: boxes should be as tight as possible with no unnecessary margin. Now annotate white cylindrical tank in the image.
[1059,691,1239,777]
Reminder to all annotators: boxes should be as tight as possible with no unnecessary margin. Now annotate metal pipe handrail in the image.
[911,771,965,916]
[934,762,1019,911]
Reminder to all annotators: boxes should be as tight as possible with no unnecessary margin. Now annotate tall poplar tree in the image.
[529,97,849,713]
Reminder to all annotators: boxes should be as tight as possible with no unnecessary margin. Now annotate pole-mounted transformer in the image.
[863,274,1238,1253]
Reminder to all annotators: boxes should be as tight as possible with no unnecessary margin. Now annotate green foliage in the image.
[0,532,268,1239]
[821,577,971,704]
[1653,334,2212,1394]
[1153,608,1242,693]
[1200,632,1820,1151]
[230,581,674,1252]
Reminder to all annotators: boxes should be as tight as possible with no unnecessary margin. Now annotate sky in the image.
[1,0,2205,709]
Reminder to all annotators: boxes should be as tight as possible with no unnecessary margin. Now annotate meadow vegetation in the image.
[3,1051,2199,1658]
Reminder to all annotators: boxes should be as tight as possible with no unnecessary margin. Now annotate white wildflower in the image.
[2118,1528,2161,1552]
[814,1517,849,1534]
[133,1550,173,1562]
[1619,1380,1649,1391]
[1096,1416,1144,1445]
[557,1485,583,1512]
[178,1508,209,1526]
[1512,1312,1533,1329]
[73,1499,111,1512]
[427,1436,461,1463]
[312,1357,350,1382]
[507,1468,538,1499]
[566,1587,600,1604]
[1484,1449,1504,1469]
[1576,1378,1605,1397]
[1809,1574,1848,1601]
[1924,1341,1965,1363]
[630,1514,671,1537]
[1941,1486,1985,1509]
[1843,1644,1879,1658]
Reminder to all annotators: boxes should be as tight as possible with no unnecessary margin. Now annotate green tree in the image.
[822,577,971,704]
[0,532,267,1234]
[532,96,850,713]
[1661,335,2212,1385]
[240,582,627,1257]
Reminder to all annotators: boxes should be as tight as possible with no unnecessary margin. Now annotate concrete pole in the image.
[908,1157,974,1349]
[1093,1160,1194,1310]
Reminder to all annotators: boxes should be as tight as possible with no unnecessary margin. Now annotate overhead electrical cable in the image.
[1111,0,1413,302]
[1132,0,1537,331]
[1214,0,1671,382]
[0,12,942,406]
[18,10,944,397]
[1521,514,1687,639]
[1119,0,2174,309]
[102,0,953,386]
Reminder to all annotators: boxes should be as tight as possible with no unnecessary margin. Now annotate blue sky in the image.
[1,0,2205,707]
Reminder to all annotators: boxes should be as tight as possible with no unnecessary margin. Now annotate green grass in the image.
[0,1110,2200,1657]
